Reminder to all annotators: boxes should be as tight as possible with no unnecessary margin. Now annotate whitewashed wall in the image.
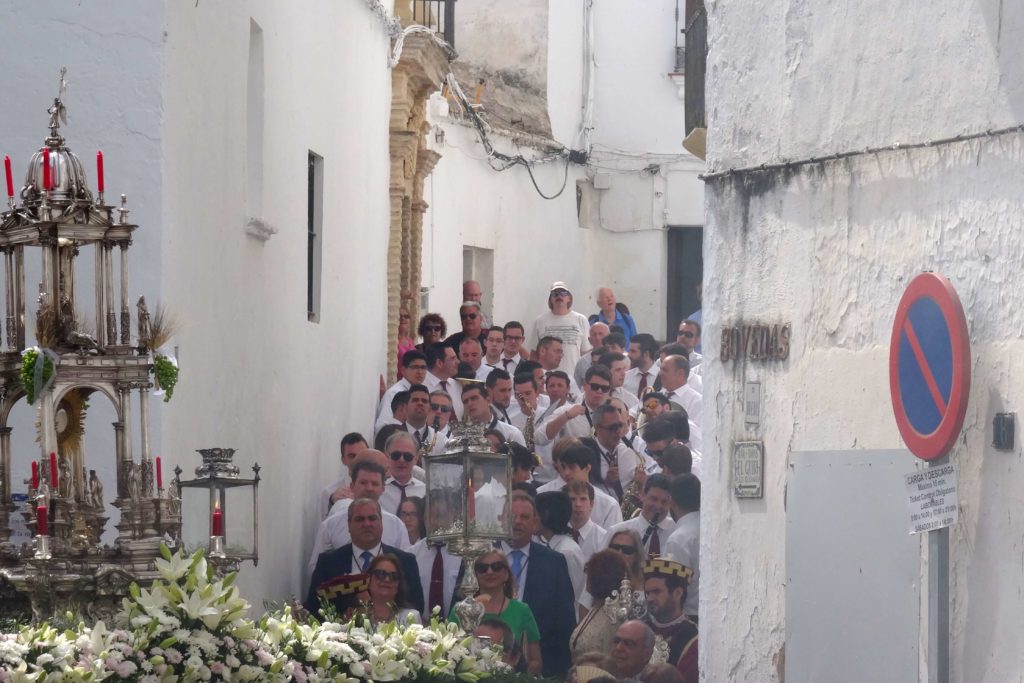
[161,1,393,604]
[703,0,1024,681]
[423,0,703,339]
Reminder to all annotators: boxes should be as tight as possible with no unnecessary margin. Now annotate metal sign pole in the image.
[928,455,950,683]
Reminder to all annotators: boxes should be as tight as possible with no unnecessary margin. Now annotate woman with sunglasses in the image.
[448,550,543,675]
[415,312,447,352]
[356,554,421,626]
[570,549,630,662]
[397,496,426,545]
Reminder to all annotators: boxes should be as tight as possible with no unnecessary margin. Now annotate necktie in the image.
[440,380,449,392]
[502,358,512,370]
[605,448,624,501]
[637,372,648,398]
[499,406,511,423]
[391,480,408,503]
[414,429,425,447]
[647,524,661,557]
[510,549,525,587]
[570,528,582,545]
[360,550,373,571]
[429,543,445,615]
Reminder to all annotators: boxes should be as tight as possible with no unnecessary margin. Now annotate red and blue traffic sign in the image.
[889,273,971,460]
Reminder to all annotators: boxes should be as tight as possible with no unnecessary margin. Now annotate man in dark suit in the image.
[501,493,576,678]
[305,497,423,617]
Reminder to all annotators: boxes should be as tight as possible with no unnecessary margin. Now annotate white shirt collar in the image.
[352,541,383,556]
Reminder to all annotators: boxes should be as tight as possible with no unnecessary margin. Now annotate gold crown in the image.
[643,556,694,582]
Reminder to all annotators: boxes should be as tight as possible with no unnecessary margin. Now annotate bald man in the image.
[574,321,610,387]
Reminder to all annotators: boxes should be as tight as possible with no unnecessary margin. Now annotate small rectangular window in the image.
[307,151,323,322]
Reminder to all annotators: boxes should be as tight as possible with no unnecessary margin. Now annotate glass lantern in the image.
[174,448,260,566]
[424,419,511,629]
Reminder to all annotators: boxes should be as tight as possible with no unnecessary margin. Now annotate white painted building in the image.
[0,0,704,607]
[702,0,1024,681]
[424,0,704,339]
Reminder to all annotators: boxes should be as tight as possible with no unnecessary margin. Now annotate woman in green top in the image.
[448,549,542,675]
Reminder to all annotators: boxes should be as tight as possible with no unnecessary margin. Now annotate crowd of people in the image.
[305,280,704,683]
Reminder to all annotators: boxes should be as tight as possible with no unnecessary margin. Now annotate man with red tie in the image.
[624,333,660,399]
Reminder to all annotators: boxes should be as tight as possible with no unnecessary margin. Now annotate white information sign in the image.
[904,463,959,534]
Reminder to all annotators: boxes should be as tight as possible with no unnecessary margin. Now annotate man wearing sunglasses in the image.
[425,390,455,455]
[380,432,426,514]
[592,403,647,503]
[528,282,592,375]
[536,365,614,447]
[444,301,488,352]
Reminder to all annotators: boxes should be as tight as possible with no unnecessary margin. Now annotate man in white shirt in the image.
[535,491,587,602]
[381,431,426,514]
[658,355,702,425]
[424,343,463,420]
[486,369,516,424]
[603,351,640,413]
[400,384,437,454]
[591,402,646,501]
[319,432,369,517]
[642,415,702,479]
[459,337,493,383]
[462,383,526,446]
[676,319,703,370]
[665,474,700,620]
[536,365,614,447]
[483,325,505,369]
[529,281,592,375]
[608,474,676,559]
[408,537,462,620]
[500,321,528,375]
[509,373,554,482]
[537,443,623,530]
[427,390,455,455]
[565,480,608,560]
[308,458,410,572]
[376,351,429,429]
[573,322,609,388]
[625,333,660,399]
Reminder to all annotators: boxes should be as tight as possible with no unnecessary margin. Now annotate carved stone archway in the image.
[387,33,450,379]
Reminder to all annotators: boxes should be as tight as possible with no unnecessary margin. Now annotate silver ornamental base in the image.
[209,535,225,558]
[34,534,52,560]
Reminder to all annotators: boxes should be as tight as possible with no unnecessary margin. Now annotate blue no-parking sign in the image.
[889,273,970,460]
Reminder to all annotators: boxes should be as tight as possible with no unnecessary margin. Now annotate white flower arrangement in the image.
[0,545,509,682]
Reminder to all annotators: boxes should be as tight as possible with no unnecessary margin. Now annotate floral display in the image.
[18,347,55,405]
[152,354,179,403]
[0,545,510,682]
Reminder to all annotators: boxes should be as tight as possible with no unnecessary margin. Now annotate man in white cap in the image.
[528,282,591,375]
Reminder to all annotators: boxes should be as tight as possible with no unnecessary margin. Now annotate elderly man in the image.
[529,282,591,375]
[591,402,646,502]
[380,431,426,514]
[305,497,423,617]
[610,620,657,680]
[589,287,638,345]
[462,279,491,327]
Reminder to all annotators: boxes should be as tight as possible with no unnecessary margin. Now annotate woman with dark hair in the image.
[570,549,630,661]
[485,428,507,452]
[398,496,426,545]
[355,553,421,626]
[535,491,586,601]
[416,313,447,351]
[448,549,543,675]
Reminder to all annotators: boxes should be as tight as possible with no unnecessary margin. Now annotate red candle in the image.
[49,452,58,489]
[96,150,104,193]
[212,501,223,536]
[36,504,48,536]
[156,456,163,489]
[42,148,51,190]
[31,461,39,489]
[4,155,13,197]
